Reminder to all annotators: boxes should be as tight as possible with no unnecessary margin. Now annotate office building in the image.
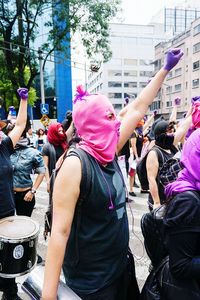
[151,17,200,119]
[87,23,166,113]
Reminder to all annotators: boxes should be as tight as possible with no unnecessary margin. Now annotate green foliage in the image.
[0,0,121,108]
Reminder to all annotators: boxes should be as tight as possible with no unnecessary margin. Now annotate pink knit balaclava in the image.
[73,86,121,165]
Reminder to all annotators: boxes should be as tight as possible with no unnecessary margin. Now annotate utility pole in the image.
[38,48,45,104]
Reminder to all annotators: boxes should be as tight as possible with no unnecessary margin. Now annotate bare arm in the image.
[8,99,27,147]
[43,155,50,192]
[130,137,138,160]
[146,151,160,207]
[42,156,81,300]
[24,174,45,202]
[117,48,184,153]
[117,68,168,153]
[143,114,154,131]
[173,115,192,146]
[169,106,177,123]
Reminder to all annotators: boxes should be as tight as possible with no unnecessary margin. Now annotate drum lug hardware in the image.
[27,260,32,269]
[0,242,3,250]
[0,263,2,271]
[29,240,34,247]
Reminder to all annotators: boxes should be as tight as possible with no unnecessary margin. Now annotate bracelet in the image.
[30,188,37,194]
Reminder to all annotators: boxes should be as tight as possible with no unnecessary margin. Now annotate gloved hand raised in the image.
[191,96,200,104]
[163,49,184,71]
[174,97,181,106]
[17,88,28,100]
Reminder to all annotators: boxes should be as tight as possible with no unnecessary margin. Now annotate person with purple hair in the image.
[161,129,200,299]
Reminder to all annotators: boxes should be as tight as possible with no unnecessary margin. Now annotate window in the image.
[140,71,153,77]
[108,82,122,87]
[175,68,182,76]
[139,82,147,88]
[113,104,122,110]
[108,70,122,77]
[124,59,137,66]
[139,59,152,65]
[166,101,172,107]
[174,84,181,92]
[192,79,199,88]
[167,71,173,79]
[108,93,122,99]
[138,38,153,45]
[194,24,200,35]
[124,82,137,88]
[124,71,137,77]
[193,61,199,70]
[124,93,137,99]
[193,42,200,53]
[166,86,172,94]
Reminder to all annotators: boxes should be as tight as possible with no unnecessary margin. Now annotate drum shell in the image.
[0,235,38,278]
[22,265,82,300]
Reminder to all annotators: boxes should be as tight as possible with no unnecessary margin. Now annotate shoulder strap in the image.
[151,146,165,168]
[67,148,92,202]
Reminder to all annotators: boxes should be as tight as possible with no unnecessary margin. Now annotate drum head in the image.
[0,216,39,240]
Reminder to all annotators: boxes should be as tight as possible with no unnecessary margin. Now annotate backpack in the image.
[159,156,183,188]
[136,146,164,191]
[43,148,91,240]
[141,205,168,268]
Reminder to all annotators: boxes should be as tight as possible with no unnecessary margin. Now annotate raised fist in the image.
[163,49,184,71]
[191,96,200,104]
[174,97,181,106]
[17,88,28,100]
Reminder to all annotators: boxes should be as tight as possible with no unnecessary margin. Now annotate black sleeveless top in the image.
[63,153,129,294]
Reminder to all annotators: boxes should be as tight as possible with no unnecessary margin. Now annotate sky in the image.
[120,0,180,24]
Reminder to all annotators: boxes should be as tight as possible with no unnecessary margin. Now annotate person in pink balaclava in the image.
[42,49,184,300]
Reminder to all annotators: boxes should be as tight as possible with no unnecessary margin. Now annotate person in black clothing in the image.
[163,128,200,299]
[0,88,28,300]
[146,114,192,211]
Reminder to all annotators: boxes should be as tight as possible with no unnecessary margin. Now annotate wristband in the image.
[30,188,36,194]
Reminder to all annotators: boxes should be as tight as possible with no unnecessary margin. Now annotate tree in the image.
[0,0,121,106]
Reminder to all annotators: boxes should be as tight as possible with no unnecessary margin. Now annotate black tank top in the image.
[63,153,129,294]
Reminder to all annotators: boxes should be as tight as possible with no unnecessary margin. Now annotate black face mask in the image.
[155,133,174,150]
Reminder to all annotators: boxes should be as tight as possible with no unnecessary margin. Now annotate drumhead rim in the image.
[0,216,40,240]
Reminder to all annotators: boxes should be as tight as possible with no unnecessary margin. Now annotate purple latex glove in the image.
[191,96,200,104]
[17,88,28,100]
[174,97,181,106]
[163,49,184,71]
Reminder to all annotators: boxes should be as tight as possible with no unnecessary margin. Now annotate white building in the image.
[87,23,167,113]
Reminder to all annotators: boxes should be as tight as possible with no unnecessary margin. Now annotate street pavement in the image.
[1,180,150,299]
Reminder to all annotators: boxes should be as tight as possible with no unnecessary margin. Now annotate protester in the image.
[27,126,37,148]
[0,88,28,300]
[42,49,184,300]
[146,98,192,210]
[36,128,47,152]
[10,118,45,217]
[42,122,68,192]
[162,129,200,299]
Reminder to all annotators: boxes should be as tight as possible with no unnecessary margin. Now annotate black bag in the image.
[141,256,200,300]
[136,147,164,191]
[159,157,183,187]
[43,148,91,240]
[140,257,168,300]
[141,205,168,268]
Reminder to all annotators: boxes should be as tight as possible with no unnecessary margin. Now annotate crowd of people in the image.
[0,48,200,300]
